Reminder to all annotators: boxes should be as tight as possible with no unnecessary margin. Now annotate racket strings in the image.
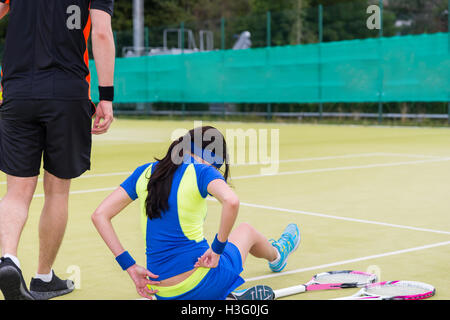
[365,282,432,297]
[315,273,373,284]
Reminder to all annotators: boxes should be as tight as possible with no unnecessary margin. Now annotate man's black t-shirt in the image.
[0,0,114,101]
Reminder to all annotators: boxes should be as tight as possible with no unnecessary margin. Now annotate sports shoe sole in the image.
[228,285,274,300]
[279,229,301,272]
[291,226,301,252]
[0,266,35,300]
[30,287,74,300]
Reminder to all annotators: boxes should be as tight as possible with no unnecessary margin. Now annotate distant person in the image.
[0,0,115,300]
[92,126,301,300]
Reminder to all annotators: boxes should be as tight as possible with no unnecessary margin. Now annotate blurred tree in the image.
[0,0,445,59]
[387,0,448,35]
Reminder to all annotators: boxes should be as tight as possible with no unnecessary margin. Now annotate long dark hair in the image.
[145,126,230,220]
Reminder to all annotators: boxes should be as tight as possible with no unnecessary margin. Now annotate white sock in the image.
[3,254,21,269]
[35,270,53,283]
[270,250,281,264]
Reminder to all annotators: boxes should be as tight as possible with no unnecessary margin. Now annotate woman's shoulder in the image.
[132,161,160,182]
[135,162,155,175]
[190,162,216,175]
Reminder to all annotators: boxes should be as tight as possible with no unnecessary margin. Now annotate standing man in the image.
[0,0,115,300]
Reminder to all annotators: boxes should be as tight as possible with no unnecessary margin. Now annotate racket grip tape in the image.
[274,285,307,299]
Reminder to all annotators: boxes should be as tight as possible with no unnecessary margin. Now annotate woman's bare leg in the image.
[228,223,278,266]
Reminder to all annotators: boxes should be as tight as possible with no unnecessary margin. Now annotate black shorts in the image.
[0,99,95,179]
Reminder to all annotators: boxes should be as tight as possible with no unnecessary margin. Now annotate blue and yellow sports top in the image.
[120,157,225,281]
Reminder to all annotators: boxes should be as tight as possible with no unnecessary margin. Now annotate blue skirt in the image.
[155,242,245,300]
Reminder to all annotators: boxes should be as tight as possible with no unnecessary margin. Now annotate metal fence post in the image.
[221,17,226,50]
[180,21,185,53]
[267,11,272,120]
[318,4,323,120]
[219,17,226,114]
[180,22,185,114]
[377,0,384,124]
[379,0,384,38]
[113,31,117,56]
[267,11,272,47]
[144,27,149,47]
[448,0,450,124]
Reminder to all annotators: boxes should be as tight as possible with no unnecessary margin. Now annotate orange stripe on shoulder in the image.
[83,15,92,99]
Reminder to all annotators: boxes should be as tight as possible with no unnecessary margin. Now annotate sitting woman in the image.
[91,126,300,300]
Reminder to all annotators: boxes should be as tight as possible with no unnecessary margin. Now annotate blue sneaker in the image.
[268,223,300,273]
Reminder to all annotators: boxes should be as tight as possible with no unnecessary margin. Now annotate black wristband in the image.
[99,86,114,102]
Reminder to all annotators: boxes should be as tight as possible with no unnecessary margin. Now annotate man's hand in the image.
[92,100,114,135]
[127,264,160,300]
[194,248,220,269]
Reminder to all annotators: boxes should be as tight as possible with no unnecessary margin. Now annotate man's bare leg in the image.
[37,171,71,275]
[0,175,38,300]
[28,171,75,300]
[0,175,38,258]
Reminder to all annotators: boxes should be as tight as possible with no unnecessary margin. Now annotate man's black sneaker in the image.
[0,257,35,300]
[227,285,275,300]
[30,271,75,300]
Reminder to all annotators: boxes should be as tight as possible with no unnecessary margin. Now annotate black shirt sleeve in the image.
[91,0,114,16]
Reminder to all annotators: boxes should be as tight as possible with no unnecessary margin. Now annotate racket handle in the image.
[274,285,306,299]
[331,296,382,300]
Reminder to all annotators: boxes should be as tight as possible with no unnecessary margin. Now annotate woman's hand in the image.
[194,248,220,269]
[127,264,160,300]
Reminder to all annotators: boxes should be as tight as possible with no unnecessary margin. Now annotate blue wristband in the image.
[115,251,136,271]
[211,234,228,255]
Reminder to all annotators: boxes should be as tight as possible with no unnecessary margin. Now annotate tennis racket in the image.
[274,270,377,299]
[333,280,436,300]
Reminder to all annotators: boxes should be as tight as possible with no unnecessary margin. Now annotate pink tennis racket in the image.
[274,270,377,299]
[333,280,436,300]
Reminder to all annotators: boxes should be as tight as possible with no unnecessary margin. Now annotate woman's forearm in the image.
[207,179,241,243]
[91,187,134,257]
[92,215,126,257]
[217,198,240,242]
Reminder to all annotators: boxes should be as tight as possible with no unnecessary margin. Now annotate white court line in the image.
[5,186,446,237]
[4,175,450,236]
[31,187,117,198]
[2,186,443,238]
[0,172,133,186]
[0,153,379,185]
[244,241,450,283]
[233,201,450,235]
[376,152,445,159]
[0,152,449,185]
[21,186,450,236]
[135,241,450,300]
[232,152,383,166]
[233,157,450,180]
[3,177,448,292]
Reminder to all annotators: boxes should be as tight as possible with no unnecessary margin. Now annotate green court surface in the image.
[1,119,449,300]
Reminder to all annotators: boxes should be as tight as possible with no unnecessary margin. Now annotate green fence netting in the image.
[91,32,449,104]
